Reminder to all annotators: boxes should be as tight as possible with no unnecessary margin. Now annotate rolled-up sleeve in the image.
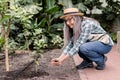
[63,40,73,54]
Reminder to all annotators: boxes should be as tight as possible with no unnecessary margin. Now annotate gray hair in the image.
[63,16,83,48]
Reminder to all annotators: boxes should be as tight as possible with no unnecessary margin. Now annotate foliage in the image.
[0,0,42,50]
[58,0,73,8]
[102,0,120,21]
[35,0,63,48]
[51,34,63,48]
[8,0,64,50]
[0,0,41,48]
[0,36,5,51]
[100,0,120,42]
[1,0,119,52]
[0,0,44,68]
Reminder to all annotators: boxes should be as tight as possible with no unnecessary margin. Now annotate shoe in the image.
[76,60,94,69]
[96,56,107,70]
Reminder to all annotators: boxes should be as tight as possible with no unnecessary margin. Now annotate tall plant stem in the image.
[5,32,9,71]
[5,20,10,71]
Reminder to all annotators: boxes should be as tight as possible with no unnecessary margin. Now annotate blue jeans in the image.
[78,41,113,65]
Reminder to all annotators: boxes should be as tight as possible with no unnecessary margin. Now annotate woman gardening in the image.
[51,8,114,70]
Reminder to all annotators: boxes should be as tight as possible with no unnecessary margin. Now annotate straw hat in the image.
[60,8,84,19]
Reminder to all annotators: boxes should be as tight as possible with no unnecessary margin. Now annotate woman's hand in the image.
[50,53,70,66]
[50,58,62,66]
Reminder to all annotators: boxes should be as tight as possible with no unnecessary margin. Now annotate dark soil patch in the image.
[0,49,80,80]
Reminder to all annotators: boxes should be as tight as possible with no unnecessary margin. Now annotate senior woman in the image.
[51,8,114,70]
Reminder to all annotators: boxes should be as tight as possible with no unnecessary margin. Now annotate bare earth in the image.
[0,49,80,80]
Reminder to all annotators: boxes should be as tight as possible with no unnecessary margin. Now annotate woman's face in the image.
[64,16,75,28]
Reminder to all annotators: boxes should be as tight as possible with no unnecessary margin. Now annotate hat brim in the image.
[60,13,84,19]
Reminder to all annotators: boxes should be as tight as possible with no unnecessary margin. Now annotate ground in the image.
[0,49,80,80]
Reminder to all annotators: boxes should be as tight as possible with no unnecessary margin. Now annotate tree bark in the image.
[5,19,11,71]
[5,33,9,71]
[1,25,5,37]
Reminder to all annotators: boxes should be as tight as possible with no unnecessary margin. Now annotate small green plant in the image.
[29,50,44,72]
[29,50,43,65]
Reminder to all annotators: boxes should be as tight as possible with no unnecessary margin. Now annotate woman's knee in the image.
[79,45,89,54]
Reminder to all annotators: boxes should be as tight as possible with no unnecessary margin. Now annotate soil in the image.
[0,49,80,80]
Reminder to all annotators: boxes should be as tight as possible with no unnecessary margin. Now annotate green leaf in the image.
[24,5,42,14]
[46,0,55,9]
[39,18,47,27]
[51,23,63,29]
[0,36,5,47]
[0,15,11,24]
[106,14,115,20]
[76,3,87,12]
[45,6,59,14]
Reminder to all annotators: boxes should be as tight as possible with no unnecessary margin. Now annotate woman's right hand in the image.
[50,58,62,66]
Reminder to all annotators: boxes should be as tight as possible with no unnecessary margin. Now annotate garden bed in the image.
[0,49,80,80]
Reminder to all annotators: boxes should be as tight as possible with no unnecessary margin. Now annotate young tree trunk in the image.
[1,25,5,37]
[5,33,9,71]
[5,19,11,71]
[1,24,9,71]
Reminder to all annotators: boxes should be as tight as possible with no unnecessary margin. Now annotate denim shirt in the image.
[63,19,114,56]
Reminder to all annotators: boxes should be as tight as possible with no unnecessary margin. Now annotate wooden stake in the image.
[5,33,9,71]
